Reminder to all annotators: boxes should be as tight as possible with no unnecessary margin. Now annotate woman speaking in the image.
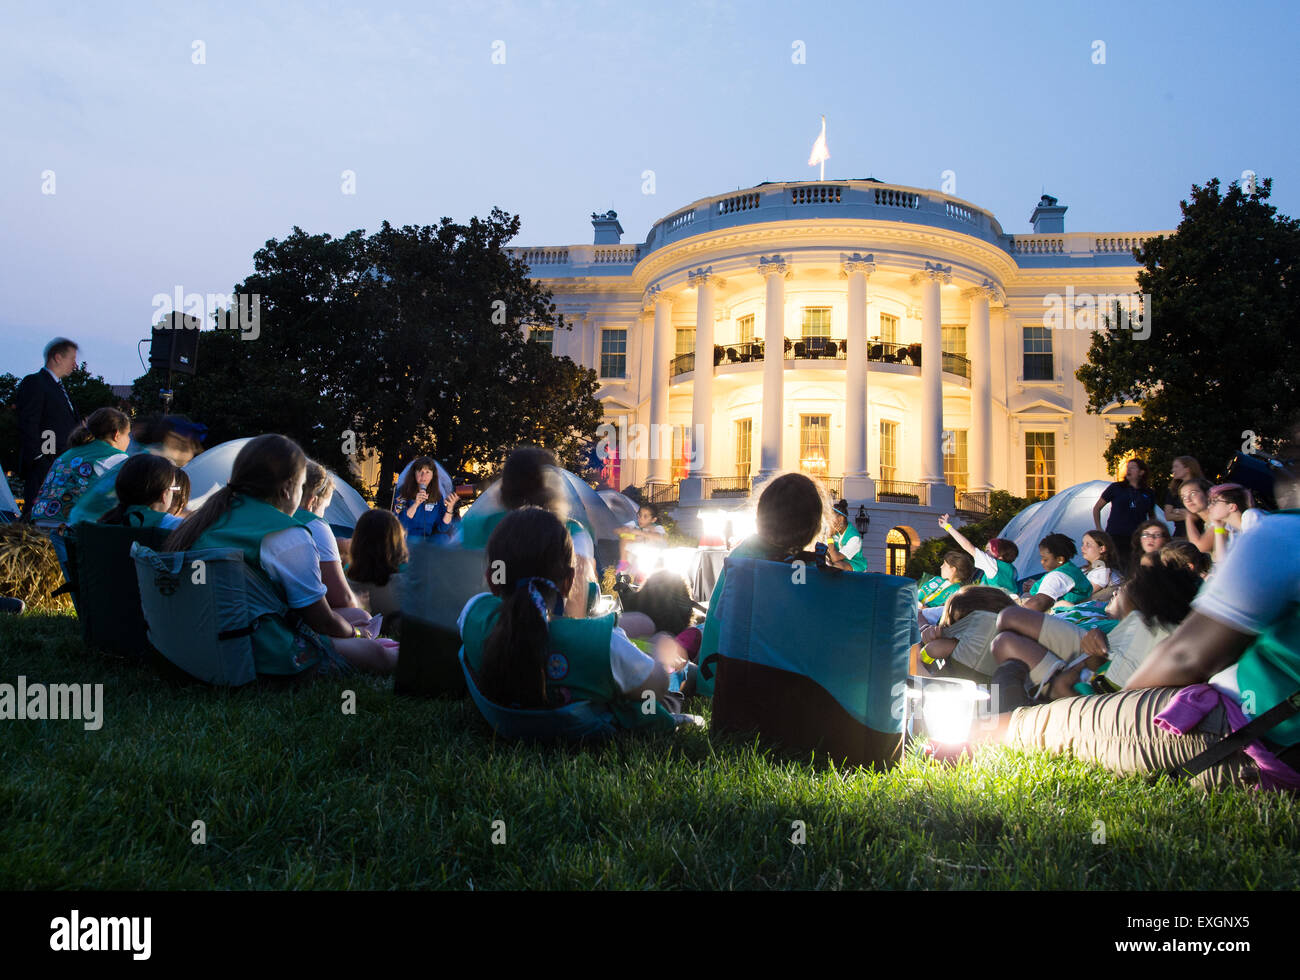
[393,456,458,538]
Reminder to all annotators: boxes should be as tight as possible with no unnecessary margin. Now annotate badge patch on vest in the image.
[546,653,569,680]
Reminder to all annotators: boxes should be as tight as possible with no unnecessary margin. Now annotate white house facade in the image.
[511,179,1169,573]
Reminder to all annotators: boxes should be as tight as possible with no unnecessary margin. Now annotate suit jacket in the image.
[16,369,81,475]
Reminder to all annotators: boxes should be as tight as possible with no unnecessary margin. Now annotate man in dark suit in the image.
[16,338,83,520]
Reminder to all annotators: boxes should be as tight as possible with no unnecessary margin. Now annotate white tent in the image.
[998,479,1172,580]
[0,477,18,515]
[598,489,640,527]
[184,438,371,530]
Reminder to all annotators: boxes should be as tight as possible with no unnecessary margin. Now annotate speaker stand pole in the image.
[161,367,174,417]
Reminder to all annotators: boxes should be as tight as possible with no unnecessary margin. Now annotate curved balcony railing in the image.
[670,342,971,379]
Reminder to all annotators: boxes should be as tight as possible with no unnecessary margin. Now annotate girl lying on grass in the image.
[166,434,396,675]
[459,507,699,731]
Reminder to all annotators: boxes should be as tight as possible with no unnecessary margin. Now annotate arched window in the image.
[886,528,911,576]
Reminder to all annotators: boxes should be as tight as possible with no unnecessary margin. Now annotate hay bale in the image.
[0,523,74,613]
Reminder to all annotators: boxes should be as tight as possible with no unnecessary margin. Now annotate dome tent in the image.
[997,479,1172,581]
[184,438,371,530]
[0,478,18,517]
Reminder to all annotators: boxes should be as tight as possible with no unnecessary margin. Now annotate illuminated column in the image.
[647,286,673,485]
[912,262,951,487]
[963,280,999,493]
[756,255,788,480]
[678,266,726,510]
[841,254,875,501]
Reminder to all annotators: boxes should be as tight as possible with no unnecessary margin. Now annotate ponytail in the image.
[67,424,92,448]
[479,507,573,708]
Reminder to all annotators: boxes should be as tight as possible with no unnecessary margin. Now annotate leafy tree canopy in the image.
[1076,176,1300,490]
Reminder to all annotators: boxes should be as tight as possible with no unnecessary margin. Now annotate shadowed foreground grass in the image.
[2,613,1298,890]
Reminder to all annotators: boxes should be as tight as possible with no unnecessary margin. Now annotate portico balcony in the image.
[669,341,971,380]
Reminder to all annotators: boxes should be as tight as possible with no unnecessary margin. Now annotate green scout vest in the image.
[461,594,675,732]
[977,558,1018,594]
[462,508,585,549]
[119,505,171,530]
[1049,599,1120,634]
[918,576,961,608]
[834,524,869,573]
[1031,561,1093,605]
[1234,509,1300,746]
[194,494,329,676]
[33,440,124,525]
[69,445,158,525]
[696,536,779,697]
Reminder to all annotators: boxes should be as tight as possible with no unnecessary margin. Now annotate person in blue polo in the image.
[826,498,868,572]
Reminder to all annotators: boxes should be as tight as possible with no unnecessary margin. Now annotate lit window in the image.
[737,314,755,345]
[880,420,898,482]
[943,429,968,492]
[671,425,690,482]
[800,415,830,477]
[530,326,553,351]
[735,418,752,480]
[600,329,627,378]
[879,313,899,346]
[801,307,832,338]
[942,324,967,358]
[1023,326,1053,381]
[1025,431,1057,500]
[675,328,695,356]
[886,528,910,576]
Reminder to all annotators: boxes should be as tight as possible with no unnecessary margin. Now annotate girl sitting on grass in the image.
[918,550,976,626]
[295,460,367,624]
[1081,529,1123,600]
[936,514,1019,595]
[346,508,409,618]
[1018,533,1093,612]
[989,560,1201,707]
[695,472,827,697]
[459,507,696,730]
[166,434,396,675]
[98,454,185,530]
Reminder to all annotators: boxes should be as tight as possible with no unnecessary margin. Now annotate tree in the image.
[128,211,604,494]
[64,363,121,418]
[1076,177,1300,489]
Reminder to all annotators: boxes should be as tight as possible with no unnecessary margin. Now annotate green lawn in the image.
[2,612,1298,890]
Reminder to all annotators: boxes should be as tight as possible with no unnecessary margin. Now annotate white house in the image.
[512,178,1168,572]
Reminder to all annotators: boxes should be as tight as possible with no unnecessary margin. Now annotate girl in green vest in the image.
[98,454,185,530]
[826,498,868,572]
[936,513,1019,595]
[296,460,366,622]
[1019,533,1093,612]
[166,434,396,675]
[918,550,975,627]
[460,446,599,618]
[31,407,131,530]
[461,506,692,729]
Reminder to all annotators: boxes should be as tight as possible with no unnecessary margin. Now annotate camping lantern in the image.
[908,676,990,745]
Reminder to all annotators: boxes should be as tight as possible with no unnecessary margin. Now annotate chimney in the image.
[591,210,623,245]
[1030,194,1067,234]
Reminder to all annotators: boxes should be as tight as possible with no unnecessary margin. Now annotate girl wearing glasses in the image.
[1206,484,1263,562]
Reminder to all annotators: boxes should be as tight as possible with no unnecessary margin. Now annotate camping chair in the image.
[131,543,284,686]
[65,522,171,658]
[459,648,617,740]
[395,541,488,697]
[710,555,918,769]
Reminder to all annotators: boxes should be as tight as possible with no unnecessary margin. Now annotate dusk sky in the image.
[2,0,1296,385]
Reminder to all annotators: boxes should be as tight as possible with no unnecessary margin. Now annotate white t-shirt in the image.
[1196,514,1300,705]
[837,531,862,560]
[1086,565,1121,590]
[457,592,655,694]
[1036,569,1076,602]
[260,527,329,609]
[304,517,341,563]
[973,550,997,580]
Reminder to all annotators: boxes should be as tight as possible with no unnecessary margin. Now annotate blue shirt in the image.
[395,495,455,537]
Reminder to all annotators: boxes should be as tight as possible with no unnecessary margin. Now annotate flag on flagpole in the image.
[808,115,829,178]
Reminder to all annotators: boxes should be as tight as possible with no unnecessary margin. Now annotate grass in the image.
[2,612,1299,890]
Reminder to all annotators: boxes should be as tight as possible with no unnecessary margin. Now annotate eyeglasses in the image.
[1207,496,1227,505]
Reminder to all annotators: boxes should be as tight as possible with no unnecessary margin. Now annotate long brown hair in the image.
[100,454,177,525]
[165,434,306,551]
[347,509,408,586]
[939,585,1014,628]
[395,456,439,504]
[68,406,129,448]
[480,508,574,709]
[1168,456,1205,499]
[756,473,825,556]
[1083,529,1119,570]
